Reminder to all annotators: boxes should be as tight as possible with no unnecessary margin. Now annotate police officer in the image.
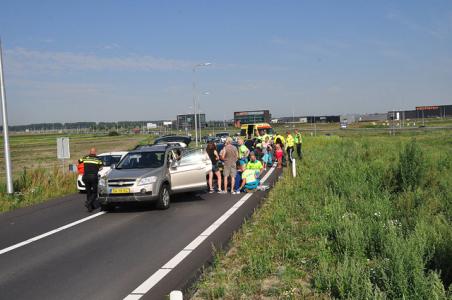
[80,148,103,212]
[285,131,295,162]
[294,128,303,159]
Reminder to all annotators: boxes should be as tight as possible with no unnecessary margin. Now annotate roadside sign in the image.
[147,123,157,129]
[57,137,70,159]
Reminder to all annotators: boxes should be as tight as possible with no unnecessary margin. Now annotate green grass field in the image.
[193,130,452,299]
[0,133,150,212]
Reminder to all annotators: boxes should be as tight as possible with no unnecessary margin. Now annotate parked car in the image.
[77,151,128,192]
[153,135,191,147]
[215,132,229,143]
[98,144,211,211]
[136,136,192,150]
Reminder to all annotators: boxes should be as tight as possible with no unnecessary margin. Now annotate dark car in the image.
[154,135,191,146]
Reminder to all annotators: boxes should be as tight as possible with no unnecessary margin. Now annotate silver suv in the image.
[98,144,211,210]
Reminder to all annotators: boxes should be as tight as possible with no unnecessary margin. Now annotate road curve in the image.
[0,167,280,300]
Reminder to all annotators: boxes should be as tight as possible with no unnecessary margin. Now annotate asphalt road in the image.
[0,167,280,300]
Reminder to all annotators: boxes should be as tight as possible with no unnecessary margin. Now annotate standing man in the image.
[220,137,239,194]
[80,147,103,212]
[238,138,250,163]
[286,131,295,163]
[294,129,303,159]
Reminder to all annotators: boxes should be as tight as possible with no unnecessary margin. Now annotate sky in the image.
[0,0,451,125]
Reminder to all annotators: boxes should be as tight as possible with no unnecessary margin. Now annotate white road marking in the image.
[124,166,276,299]
[129,269,171,295]
[184,235,208,251]
[162,250,191,269]
[0,211,106,255]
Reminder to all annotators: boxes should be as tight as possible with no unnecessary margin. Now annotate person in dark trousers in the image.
[294,129,303,159]
[80,148,103,212]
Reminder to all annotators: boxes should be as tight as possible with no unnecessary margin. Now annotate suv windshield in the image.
[116,151,165,169]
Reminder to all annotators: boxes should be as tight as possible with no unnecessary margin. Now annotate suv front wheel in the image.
[156,184,170,210]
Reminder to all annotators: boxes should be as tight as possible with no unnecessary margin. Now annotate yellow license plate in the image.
[111,188,130,194]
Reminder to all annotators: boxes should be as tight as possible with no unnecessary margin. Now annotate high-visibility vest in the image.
[246,160,263,170]
[242,169,257,184]
[79,155,103,175]
[286,134,295,147]
[274,135,285,145]
[294,133,302,144]
[239,145,249,159]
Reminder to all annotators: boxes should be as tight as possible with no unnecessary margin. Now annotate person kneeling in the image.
[238,162,260,193]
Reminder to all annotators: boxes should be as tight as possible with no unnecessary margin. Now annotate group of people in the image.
[205,129,303,194]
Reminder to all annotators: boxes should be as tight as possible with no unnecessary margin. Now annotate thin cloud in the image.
[386,10,447,40]
[4,47,196,73]
[103,43,120,50]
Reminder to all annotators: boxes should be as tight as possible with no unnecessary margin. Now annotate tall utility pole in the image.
[0,39,13,194]
[192,62,211,147]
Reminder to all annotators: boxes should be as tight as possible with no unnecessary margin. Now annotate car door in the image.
[169,149,207,192]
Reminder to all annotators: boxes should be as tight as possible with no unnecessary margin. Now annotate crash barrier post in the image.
[292,158,296,178]
[170,290,183,300]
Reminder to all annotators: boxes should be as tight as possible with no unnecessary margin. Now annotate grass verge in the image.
[0,133,151,213]
[193,130,452,299]
[0,167,77,212]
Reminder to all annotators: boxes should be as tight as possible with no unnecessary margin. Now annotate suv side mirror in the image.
[170,160,178,169]
[111,164,116,169]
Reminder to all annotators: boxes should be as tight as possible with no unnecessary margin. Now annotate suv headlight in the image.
[99,177,107,187]
[137,176,157,186]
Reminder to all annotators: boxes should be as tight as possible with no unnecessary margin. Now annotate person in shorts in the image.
[220,137,239,194]
[275,143,284,169]
[206,141,222,193]
[261,136,273,169]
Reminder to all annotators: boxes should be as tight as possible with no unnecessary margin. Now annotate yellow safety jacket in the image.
[242,169,257,184]
[294,133,302,144]
[274,135,285,146]
[246,160,263,171]
[286,134,295,148]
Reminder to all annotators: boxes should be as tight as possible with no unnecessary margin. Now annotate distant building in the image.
[340,114,359,124]
[234,110,271,127]
[388,104,452,120]
[358,113,387,122]
[278,115,340,123]
[176,113,206,130]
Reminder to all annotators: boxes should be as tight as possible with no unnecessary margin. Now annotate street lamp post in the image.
[192,62,211,147]
[198,91,210,144]
[0,39,13,194]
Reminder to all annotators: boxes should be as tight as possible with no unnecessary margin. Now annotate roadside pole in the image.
[192,67,198,147]
[0,39,14,194]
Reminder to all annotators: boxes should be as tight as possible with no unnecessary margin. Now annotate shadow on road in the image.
[103,191,208,213]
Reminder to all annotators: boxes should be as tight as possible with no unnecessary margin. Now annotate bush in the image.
[394,139,425,192]
[1,167,77,212]
[108,131,120,136]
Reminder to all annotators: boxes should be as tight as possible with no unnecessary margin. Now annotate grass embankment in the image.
[0,133,150,212]
[194,130,452,299]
